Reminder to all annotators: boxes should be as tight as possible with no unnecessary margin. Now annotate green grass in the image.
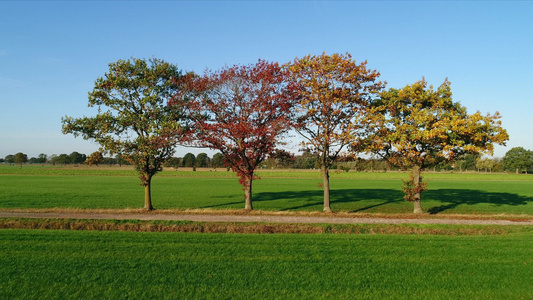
[3,164,533,180]
[1,229,531,299]
[2,173,533,214]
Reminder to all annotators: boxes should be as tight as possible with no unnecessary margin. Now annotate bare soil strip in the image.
[1,212,532,226]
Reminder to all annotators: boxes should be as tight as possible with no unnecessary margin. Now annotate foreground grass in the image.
[1,229,531,299]
[1,173,533,215]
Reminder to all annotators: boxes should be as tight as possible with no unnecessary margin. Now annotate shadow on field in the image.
[254,189,404,211]
[198,200,245,209]
[426,189,533,214]
[199,188,533,214]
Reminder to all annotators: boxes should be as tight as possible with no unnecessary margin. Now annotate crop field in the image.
[1,229,531,299]
[1,165,533,214]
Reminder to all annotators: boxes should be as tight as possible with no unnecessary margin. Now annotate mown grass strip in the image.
[1,218,532,235]
[1,229,531,299]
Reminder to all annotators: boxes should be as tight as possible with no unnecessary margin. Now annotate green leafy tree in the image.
[454,153,479,172]
[103,157,117,165]
[182,153,196,168]
[13,152,28,168]
[265,149,295,169]
[502,147,533,174]
[5,155,14,164]
[48,154,57,165]
[52,154,71,165]
[115,153,129,166]
[476,158,497,173]
[62,58,191,211]
[69,151,86,164]
[293,151,318,169]
[368,78,509,213]
[211,153,225,168]
[165,157,181,169]
[37,153,48,164]
[196,153,209,168]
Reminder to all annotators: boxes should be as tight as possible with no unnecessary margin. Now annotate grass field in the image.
[1,165,532,299]
[1,229,531,299]
[1,165,533,214]
[2,164,533,180]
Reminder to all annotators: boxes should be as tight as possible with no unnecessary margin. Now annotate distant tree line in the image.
[5,148,531,174]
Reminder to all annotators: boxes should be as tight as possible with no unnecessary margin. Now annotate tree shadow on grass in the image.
[199,188,533,214]
[425,189,533,214]
[253,189,404,212]
[197,194,245,209]
[198,200,245,209]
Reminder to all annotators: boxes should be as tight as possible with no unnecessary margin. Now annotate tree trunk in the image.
[244,176,253,210]
[321,166,332,213]
[144,175,153,211]
[412,165,423,214]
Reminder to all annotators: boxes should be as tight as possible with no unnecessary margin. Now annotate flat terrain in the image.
[1,211,532,225]
[2,165,533,215]
[1,165,532,299]
[1,229,531,299]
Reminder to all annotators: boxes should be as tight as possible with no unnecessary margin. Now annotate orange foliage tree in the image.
[287,52,384,212]
[85,151,104,167]
[367,78,509,213]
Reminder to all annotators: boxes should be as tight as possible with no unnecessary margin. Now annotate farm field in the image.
[1,229,531,299]
[1,165,533,215]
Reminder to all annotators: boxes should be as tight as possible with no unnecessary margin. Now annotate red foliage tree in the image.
[181,60,297,210]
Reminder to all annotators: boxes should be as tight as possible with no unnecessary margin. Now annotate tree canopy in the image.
[85,151,104,167]
[182,153,196,168]
[196,153,209,168]
[287,52,384,212]
[13,152,28,168]
[4,155,14,164]
[182,59,297,210]
[56,55,514,215]
[62,57,191,210]
[368,78,509,213]
[69,151,86,164]
[502,147,533,174]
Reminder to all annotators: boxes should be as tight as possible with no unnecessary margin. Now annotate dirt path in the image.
[1,212,532,226]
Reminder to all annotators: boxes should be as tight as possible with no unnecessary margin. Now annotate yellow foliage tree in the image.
[367,78,508,213]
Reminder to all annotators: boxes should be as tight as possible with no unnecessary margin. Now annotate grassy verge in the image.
[2,218,532,235]
[1,229,531,299]
[2,207,532,222]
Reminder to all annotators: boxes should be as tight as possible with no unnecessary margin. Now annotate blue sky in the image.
[1,1,531,159]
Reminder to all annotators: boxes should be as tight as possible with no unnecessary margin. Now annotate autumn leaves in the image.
[287,53,385,212]
[63,54,508,213]
[369,79,508,213]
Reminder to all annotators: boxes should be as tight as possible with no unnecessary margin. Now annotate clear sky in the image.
[1,1,531,159]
